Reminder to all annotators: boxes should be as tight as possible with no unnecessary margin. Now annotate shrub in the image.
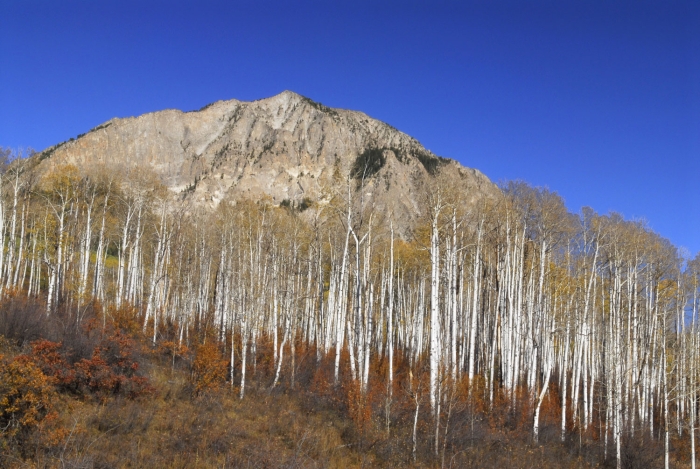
[0,354,56,449]
[191,341,228,396]
[23,340,75,388]
[24,327,152,400]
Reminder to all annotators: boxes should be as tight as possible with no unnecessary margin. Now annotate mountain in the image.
[30,91,496,232]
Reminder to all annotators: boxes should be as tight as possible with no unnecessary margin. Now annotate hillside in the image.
[0,297,601,469]
[0,95,698,469]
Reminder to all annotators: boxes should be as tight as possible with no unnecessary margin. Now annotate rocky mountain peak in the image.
[30,92,496,234]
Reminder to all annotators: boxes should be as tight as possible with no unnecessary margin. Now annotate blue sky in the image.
[1,1,699,255]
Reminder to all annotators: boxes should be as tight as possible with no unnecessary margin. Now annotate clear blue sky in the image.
[1,1,698,256]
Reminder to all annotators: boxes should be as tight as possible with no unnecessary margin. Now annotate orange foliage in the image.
[309,352,337,399]
[21,340,75,388]
[345,381,373,432]
[191,341,228,396]
[0,354,56,446]
[105,304,142,336]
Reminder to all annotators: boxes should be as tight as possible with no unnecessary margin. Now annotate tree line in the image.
[1,150,699,468]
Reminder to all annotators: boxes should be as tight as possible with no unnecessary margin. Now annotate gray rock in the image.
[31,91,497,234]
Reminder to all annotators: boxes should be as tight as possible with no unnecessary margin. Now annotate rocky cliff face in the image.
[31,91,496,232]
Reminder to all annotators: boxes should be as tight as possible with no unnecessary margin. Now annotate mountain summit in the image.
[31,91,495,231]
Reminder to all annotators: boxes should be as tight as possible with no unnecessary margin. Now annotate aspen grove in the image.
[1,155,699,469]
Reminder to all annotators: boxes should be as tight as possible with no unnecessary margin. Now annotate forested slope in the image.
[0,146,698,468]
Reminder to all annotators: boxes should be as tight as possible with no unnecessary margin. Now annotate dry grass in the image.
[21,364,360,469]
[1,350,608,469]
[0,301,675,469]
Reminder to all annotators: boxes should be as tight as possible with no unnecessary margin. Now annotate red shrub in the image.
[22,328,153,400]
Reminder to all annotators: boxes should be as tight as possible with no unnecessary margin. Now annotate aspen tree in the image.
[386,220,394,431]
[334,180,353,384]
[92,180,112,303]
[0,159,698,464]
[4,165,24,293]
[76,176,97,302]
[468,215,483,384]
[0,152,7,292]
[115,192,139,309]
[42,165,79,314]
[428,189,443,414]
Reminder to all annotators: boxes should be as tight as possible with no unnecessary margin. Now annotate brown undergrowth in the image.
[0,295,680,468]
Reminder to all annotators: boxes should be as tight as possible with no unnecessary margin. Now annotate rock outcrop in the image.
[30,91,496,233]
